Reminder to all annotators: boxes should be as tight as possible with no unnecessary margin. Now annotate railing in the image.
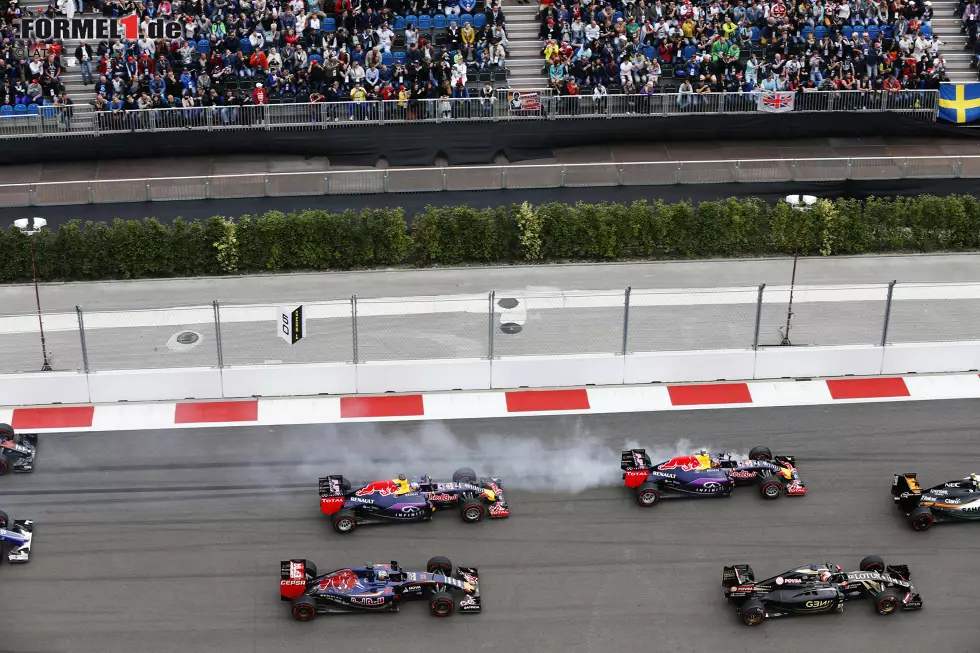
[1,281,977,375]
[0,89,939,141]
[2,154,977,208]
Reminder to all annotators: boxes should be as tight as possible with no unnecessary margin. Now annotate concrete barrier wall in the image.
[9,341,980,405]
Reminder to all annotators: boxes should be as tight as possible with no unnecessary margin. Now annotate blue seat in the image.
[434,14,447,29]
[394,51,407,64]
[393,15,405,29]
[197,39,210,53]
[27,103,39,115]
[13,103,27,115]
[405,14,418,26]
[750,26,761,41]
[801,26,813,37]
[919,23,932,37]
[474,13,486,28]
[0,105,13,118]
[842,26,853,38]
[814,26,827,39]
[867,25,879,41]
[461,13,473,25]
[642,46,655,60]
[447,15,459,27]
[418,14,432,29]
[239,38,252,52]
[879,25,893,39]
[681,45,696,61]
[613,11,623,22]
[382,52,393,66]
[323,17,336,32]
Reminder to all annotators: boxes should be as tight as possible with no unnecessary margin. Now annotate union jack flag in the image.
[758,91,794,113]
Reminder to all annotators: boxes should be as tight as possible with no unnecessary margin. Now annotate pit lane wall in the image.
[3,341,979,406]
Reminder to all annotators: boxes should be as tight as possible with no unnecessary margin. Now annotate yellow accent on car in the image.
[483,489,496,502]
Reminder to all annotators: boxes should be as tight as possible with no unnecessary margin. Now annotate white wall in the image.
[221,363,357,397]
[356,359,490,394]
[881,342,980,375]
[753,345,884,379]
[490,354,624,389]
[0,371,89,405]
[87,368,223,403]
[624,349,756,384]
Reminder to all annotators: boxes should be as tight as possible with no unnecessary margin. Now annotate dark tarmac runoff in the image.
[0,400,978,652]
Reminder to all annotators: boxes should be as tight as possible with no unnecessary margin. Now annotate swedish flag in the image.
[938,83,980,124]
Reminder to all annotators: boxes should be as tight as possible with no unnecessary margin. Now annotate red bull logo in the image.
[356,480,400,497]
[658,455,702,472]
[317,569,358,592]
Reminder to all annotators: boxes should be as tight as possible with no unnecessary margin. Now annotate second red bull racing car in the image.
[319,468,509,533]
[621,446,806,508]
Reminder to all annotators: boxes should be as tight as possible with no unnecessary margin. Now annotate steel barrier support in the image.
[76,305,90,374]
[621,286,631,356]
[351,295,359,364]
[752,283,765,350]
[488,291,496,360]
[213,300,224,369]
[880,280,897,347]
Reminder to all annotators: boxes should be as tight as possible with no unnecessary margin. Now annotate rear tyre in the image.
[760,479,782,500]
[635,482,660,507]
[909,506,934,532]
[0,423,12,438]
[426,555,453,576]
[291,596,317,621]
[0,509,8,529]
[859,555,885,573]
[332,509,357,534]
[0,454,8,476]
[740,598,766,626]
[460,500,485,523]
[452,467,477,484]
[429,591,455,617]
[749,446,772,461]
[874,589,901,615]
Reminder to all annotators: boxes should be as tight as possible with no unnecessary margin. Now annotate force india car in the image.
[0,509,33,563]
[892,472,980,531]
[0,424,38,475]
[319,468,509,533]
[621,446,806,507]
[280,556,481,620]
[722,555,923,626]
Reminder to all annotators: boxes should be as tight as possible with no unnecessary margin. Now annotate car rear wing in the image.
[892,473,920,498]
[621,449,652,471]
[455,566,482,613]
[280,559,316,601]
[722,564,753,588]
[318,475,349,498]
[1,520,33,563]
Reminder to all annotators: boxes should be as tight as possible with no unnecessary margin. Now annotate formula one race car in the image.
[621,446,806,507]
[0,424,38,475]
[0,509,33,563]
[722,555,923,626]
[892,472,980,531]
[280,556,481,620]
[319,469,509,534]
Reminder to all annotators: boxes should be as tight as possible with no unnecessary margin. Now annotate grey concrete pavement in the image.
[0,401,978,652]
[2,253,980,314]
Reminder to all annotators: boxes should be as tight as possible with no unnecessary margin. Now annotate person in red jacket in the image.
[250,50,269,73]
[252,82,268,105]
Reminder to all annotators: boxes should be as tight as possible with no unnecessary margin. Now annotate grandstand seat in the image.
[239,39,252,52]
[268,97,281,104]
[197,39,210,53]
[660,67,673,78]
[435,33,449,46]
[382,52,393,65]
[493,70,507,82]
[418,14,432,29]
[851,23,865,32]
[478,70,491,82]
[406,15,418,26]
[447,15,459,26]
[474,13,486,28]
[461,14,473,25]
[801,26,813,38]
[281,93,296,103]
[394,51,407,64]
[27,104,39,115]
[13,104,27,116]
[41,105,57,118]
[919,23,932,37]
[434,14,447,29]
[323,17,336,32]
[226,79,240,90]
[867,25,879,41]
[0,106,12,119]
[879,25,893,39]
[814,26,827,39]
[241,80,256,90]
[842,26,853,38]
[613,11,623,22]
[394,15,405,30]
[673,65,686,77]
[750,26,761,41]
[681,45,696,61]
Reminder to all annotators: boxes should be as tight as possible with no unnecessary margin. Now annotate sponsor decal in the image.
[281,579,305,587]
[460,596,478,607]
[729,470,756,479]
[349,497,374,504]
[848,572,880,581]
[945,482,961,488]
[786,480,806,495]
[487,482,503,495]
[649,471,676,479]
[406,573,417,581]
[489,504,509,516]
[350,596,386,606]
[16,14,182,42]
[782,578,802,584]
[944,498,961,504]
[460,572,479,585]
[318,569,359,592]
[775,576,784,585]
[805,600,833,608]
[658,456,702,472]
[290,561,305,580]
[729,584,756,592]
[930,489,948,496]
[401,585,422,593]
[427,493,457,502]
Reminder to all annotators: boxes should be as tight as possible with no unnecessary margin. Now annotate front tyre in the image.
[291,596,317,621]
[748,446,772,461]
[0,454,9,476]
[429,591,455,617]
[0,509,8,529]
[453,467,478,484]
[874,589,901,615]
[426,556,453,576]
[332,509,357,534]
[740,598,766,626]
[760,479,782,500]
[859,555,885,572]
[460,500,485,523]
[909,506,934,532]
[635,482,660,507]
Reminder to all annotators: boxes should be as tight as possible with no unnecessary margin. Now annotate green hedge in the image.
[2,195,979,283]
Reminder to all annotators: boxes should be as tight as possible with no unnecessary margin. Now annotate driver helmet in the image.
[819,570,832,582]
[397,474,407,481]
[970,473,980,488]
[409,482,420,491]
[375,568,389,580]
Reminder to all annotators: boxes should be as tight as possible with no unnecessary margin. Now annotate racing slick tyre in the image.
[452,468,478,484]
[0,423,12,438]
[332,509,357,534]
[291,596,317,621]
[0,509,8,529]
[859,555,886,573]
[909,505,935,532]
[426,556,454,576]
[749,446,773,461]
[759,479,782,500]
[460,500,485,523]
[429,591,456,617]
[740,599,766,626]
[635,482,660,508]
[0,454,8,476]
[874,589,901,615]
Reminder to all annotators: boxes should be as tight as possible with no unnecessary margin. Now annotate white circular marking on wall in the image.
[497,297,527,335]
[167,331,204,352]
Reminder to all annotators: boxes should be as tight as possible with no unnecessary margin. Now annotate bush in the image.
[4,195,978,283]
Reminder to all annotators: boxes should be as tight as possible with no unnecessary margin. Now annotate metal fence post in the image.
[621,286,631,356]
[28,184,37,207]
[351,295,359,364]
[488,291,495,359]
[75,305,89,374]
[880,280,897,347]
[752,283,765,350]
[213,300,224,368]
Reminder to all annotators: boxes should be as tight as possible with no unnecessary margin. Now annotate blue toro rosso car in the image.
[280,556,481,620]
[0,509,33,563]
[621,447,806,507]
[319,469,509,534]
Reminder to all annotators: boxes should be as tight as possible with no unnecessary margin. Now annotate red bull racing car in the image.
[621,446,805,508]
[723,554,923,626]
[0,424,38,475]
[280,556,481,620]
[318,468,509,534]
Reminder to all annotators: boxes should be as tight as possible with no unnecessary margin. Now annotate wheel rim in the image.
[295,605,313,620]
[879,598,897,614]
[465,507,481,521]
[913,515,932,530]
[640,491,657,505]
[745,610,763,625]
[434,601,451,616]
[765,485,779,498]
[336,518,353,532]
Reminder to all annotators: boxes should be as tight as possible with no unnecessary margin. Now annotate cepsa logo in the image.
[17,13,182,43]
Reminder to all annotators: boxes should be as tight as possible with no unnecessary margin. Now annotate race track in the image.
[0,400,978,652]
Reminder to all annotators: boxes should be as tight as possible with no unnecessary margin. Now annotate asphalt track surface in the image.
[1,400,979,652]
